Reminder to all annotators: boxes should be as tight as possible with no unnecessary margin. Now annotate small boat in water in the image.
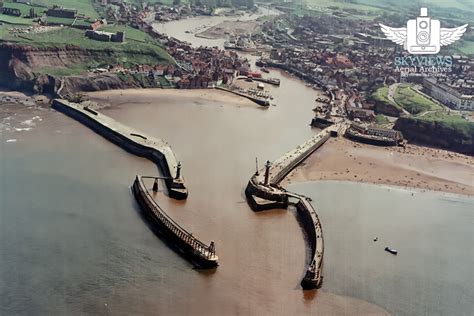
[385,247,398,255]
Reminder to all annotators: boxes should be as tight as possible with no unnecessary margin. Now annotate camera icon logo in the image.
[380,8,468,55]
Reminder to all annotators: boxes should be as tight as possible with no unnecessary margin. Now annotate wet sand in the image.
[196,20,261,39]
[85,88,256,109]
[284,137,474,196]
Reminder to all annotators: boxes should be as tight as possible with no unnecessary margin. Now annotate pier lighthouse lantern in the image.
[264,160,271,185]
[176,161,182,179]
[152,178,159,192]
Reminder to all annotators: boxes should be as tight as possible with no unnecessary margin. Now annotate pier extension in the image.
[133,176,218,268]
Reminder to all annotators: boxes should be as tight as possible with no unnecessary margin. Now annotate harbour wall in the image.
[245,124,340,289]
[52,99,187,199]
[265,61,327,92]
[215,86,270,107]
[132,176,218,269]
[270,129,332,185]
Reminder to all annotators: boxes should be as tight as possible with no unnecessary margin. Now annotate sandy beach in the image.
[86,88,473,197]
[85,88,257,109]
[284,137,474,196]
[196,20,261,39]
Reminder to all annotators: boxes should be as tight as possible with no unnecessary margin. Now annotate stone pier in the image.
[52,99,187,199]
[245,123,343,289]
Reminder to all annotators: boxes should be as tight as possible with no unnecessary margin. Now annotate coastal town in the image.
[1,0,474,315]
[5,0,472,152]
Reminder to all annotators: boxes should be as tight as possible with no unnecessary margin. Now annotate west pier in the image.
[52,99,187,199]
[52,99,218,268]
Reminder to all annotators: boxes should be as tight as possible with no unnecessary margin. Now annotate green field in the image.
[394,84,441,115]
[453,40,474,56]
[416,110,469,125]
[44,16,76,26]
[375,114,390,125]
[0,24,173,75]
[0,13,35,25]
[304,0,474,13]
[33,0,99,19]
[413,111,474,146]
[371,86,401,109]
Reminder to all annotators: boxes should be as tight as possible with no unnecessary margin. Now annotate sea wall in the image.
[215,86,270,106]
[52,99,187,199]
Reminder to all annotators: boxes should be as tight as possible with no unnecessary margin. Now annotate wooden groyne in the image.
[245,124,342,289]
[52,99,187,200]
[132,176,218,268]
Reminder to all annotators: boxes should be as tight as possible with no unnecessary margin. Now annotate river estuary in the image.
[0,10,473,316]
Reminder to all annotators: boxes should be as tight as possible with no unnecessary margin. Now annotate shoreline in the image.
[84,87,262,108]
[283,137,473,196]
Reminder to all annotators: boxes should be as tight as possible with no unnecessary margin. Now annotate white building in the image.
[423,78,473,111]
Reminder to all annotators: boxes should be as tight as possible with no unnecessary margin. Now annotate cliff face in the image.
[373,100,404,117]
[394,117,474,155]
[0,43,165,95]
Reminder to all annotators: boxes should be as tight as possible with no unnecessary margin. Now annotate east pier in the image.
[245,123,344,289]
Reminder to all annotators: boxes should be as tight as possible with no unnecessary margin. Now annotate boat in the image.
[385,247,398,255]
[261,67,269,73]
[255,59,265,67]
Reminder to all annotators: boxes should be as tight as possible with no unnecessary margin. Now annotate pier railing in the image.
[135,176,216,259]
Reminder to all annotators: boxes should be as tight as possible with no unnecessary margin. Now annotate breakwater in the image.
[52,99,187,200]
[245,124,341,289]
[132,176,218,268]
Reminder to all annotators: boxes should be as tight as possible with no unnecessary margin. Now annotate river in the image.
[0,10,473,316]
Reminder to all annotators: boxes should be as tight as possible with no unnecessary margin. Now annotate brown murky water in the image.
[1,12,472,316]
[84,81,392,315]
